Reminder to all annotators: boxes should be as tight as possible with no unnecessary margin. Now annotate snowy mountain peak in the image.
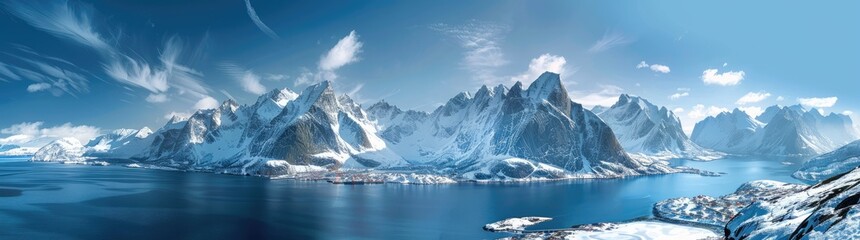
[492,84,508,98]
[598,94,706,156]
[525,71,569,105]
[475,85,492,99]
[220,99,239,112]
[31,137,85,162]
[508,81,524,96]
[135,127,152,138]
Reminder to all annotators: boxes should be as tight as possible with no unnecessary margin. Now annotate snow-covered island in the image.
[489,219,719,240]
[653,180,806,227]
[483,217,553,232]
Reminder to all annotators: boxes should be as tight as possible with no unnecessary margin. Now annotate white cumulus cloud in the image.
[669,92,689,100]
[736,91,771,105]
[798,97,838,108]
[219,63,267,95]
[319,31,362,73]
[739,106,765,118]
[194,96,219,110]
[636,61,670,73]
[295,31,364,85]
[26,83,52,92]
[0,121,100,144]
[702,69,745,86]
[510,53,567,85]
[687,104,729,120]
[681,104,729,135]
[571,85,624,108]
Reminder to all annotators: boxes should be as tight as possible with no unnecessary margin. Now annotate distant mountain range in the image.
[691,105,858,156]
[21,71,860,180]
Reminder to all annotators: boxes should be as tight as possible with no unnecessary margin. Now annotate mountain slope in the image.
[726,166,860,239]
[597,94,710,158]
[794,140,860,182]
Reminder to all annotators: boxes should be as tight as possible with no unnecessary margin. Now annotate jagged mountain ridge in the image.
[596,94,709,157]
[691,105,858,156]
[114,82,407,176]
[367,72,674,179]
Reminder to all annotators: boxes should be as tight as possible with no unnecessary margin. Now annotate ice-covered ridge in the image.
[794,140,860,182]
[726,167,860,239]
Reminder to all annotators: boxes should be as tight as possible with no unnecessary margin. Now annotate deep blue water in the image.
[0,156,805,240]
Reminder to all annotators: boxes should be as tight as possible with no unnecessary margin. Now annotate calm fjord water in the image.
[0,156,803,239]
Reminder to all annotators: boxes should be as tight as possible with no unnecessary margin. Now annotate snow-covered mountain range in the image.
[365,72,674,179]
[30,72,682,180]
[595,94,712,159]
[691,105,859,156]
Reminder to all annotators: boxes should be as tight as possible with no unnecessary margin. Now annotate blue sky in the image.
[1,0,858,139]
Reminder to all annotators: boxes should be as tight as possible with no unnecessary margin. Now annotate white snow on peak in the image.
[599,94,713,158]
[31,138,86,162]
[525,71,565,101]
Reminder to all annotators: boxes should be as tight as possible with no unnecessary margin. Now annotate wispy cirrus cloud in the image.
[2,0,113,53]
[4,0,213,105]
[219,63,267,95]
[0,47,92,97]
[589,31,633,53]
[244,0,279,39]
[431,21,508,84]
